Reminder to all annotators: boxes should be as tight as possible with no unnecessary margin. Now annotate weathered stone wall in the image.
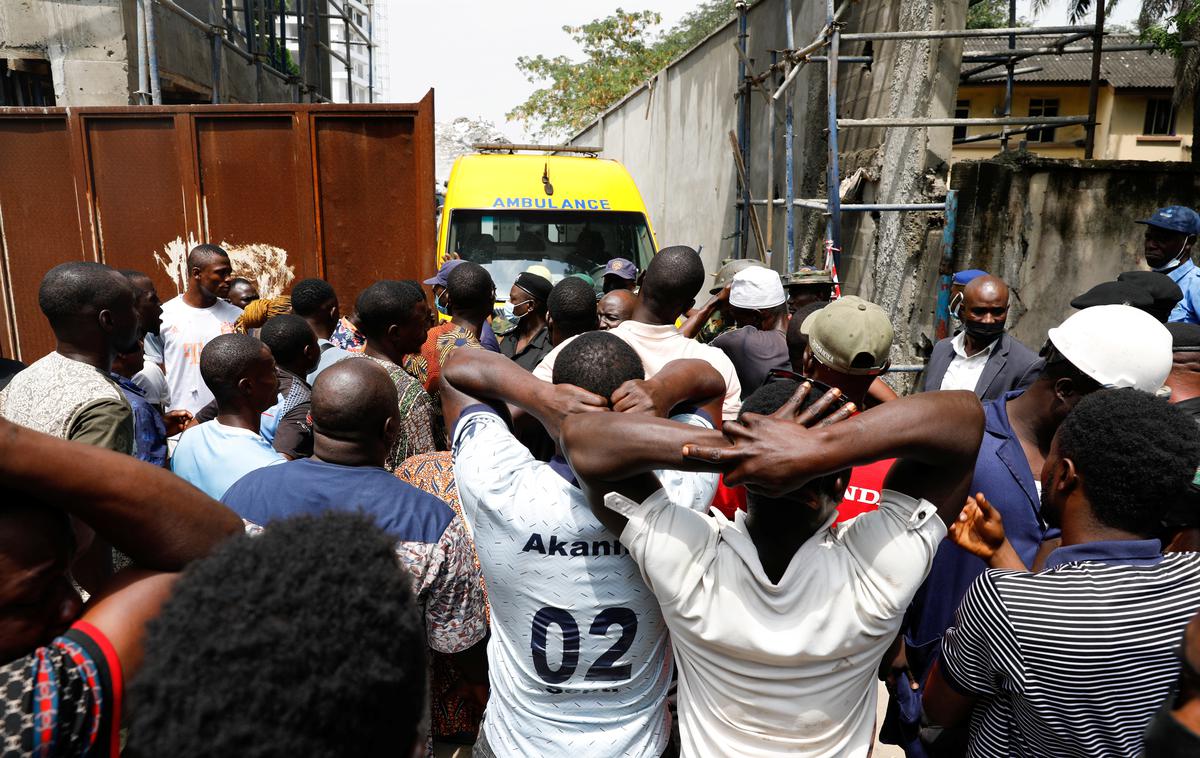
[951,155,1200,349]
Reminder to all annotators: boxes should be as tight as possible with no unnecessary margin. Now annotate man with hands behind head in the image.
[560,383,983,756]
[443,342,724,758]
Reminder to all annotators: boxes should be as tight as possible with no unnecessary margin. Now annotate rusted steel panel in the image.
[0,96,435,362]
[0,116,88,360]
[83,116,190,304]
[313,96,437,308]
[195,114,320,284]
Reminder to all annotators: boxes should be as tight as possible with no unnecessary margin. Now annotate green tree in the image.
[967,0,1015,29]
[509,2,736,139]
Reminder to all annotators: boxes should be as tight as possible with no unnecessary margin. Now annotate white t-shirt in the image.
[532,320,743,421]
[605,488,945,757]
[160,296,242,413]
[452,407,718,758]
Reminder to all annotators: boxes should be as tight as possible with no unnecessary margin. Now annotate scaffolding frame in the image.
[730,0,1196,339]
[134,0,377,105]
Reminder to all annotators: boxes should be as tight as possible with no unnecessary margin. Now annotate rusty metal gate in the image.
[0,94,436,361]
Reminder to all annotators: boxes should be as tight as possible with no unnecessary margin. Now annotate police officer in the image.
[1137,206,1200,323]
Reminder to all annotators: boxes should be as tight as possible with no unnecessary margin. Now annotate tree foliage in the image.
[508,2,736,139]
[967,0,1019,29]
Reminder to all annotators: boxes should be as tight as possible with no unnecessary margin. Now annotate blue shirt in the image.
[171,420,284,499]
[221,457,453,543]
[480,320,500,353]
[903,391,1053,673]
[307,338,352,385]
[112,373,167,466]
[1168,260,1200,324]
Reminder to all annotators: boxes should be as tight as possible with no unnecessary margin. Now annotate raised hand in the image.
[949,493,1006,560]
[680,382,856,496]
[611,378,662,416]
[538,382,609,440]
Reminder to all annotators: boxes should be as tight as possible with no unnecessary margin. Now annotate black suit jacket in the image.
[921,332,1043,402]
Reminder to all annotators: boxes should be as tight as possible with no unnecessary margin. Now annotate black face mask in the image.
[963,319,1005,344]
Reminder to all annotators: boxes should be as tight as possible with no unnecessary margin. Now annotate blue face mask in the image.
[435,292,449,317]
[501,298,533,323]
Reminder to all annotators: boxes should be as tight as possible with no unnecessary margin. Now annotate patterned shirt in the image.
[330,316,366,353]
[0,622,121,758]
[112,373,168,466]
[356,355,437,469]
[0,351,133,455]
[397,451,490,743]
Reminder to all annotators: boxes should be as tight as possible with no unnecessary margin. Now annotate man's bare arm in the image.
[610,359,726,419]
[0,419,241,570]
[923,660,977,728]
[440,349,607,442]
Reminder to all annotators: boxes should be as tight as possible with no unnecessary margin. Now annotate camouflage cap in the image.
[710,258,767,294]
[784,266,835,287]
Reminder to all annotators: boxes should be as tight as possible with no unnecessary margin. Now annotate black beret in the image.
[1070,281,1153,311]
[1117,270,1184,310]
[514,271,553,302]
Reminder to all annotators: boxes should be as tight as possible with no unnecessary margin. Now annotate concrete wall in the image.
[0,0,294,105]
[0,0,135,104]
[951,155,1200,348]
[572,0,969,375]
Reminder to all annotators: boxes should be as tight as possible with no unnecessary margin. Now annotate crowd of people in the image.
[2,205,1200,758]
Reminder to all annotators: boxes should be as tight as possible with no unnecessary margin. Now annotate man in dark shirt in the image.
[259,314,320,459]
[499,272,553,370]
[710,266,789,398]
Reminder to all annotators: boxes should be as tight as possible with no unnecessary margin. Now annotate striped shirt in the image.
[940,540,1200,758]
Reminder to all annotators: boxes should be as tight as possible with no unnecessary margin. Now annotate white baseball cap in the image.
[1046,304,1172,393]
[729,266,786,309]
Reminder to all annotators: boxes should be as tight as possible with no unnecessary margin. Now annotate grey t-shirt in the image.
[711,326,789,398]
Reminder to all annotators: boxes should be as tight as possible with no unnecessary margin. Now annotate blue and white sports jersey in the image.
[452,407,717,758]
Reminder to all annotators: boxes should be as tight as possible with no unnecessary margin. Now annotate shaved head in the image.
[311,358,398,443]
[597,289,636,330]
[963,275,1009,308]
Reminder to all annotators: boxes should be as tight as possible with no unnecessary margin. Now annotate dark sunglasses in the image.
[763,369,852,410]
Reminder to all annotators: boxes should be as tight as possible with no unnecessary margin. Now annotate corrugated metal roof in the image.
[962,35,1175,88]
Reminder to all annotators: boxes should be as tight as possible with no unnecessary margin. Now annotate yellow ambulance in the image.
[436,150,658,300]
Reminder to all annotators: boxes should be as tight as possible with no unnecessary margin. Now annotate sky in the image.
[383,0,1145,142]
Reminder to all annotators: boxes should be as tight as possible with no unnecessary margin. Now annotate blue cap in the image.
[423,258,465,287]
[952,269,988,286]
[603,258,637,280]
[1136,206,1200,235]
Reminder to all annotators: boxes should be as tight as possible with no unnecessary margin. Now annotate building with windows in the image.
[953,36,1191,162]
[284,0,382,104]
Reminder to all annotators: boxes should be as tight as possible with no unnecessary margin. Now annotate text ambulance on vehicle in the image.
[437,147,659,304]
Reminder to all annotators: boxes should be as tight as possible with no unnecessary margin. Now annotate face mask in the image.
[435,292,449,317]
[502,299,533,323]
[1153,238,1192,273]
[949,293,964,320]
[963,319,1005,344]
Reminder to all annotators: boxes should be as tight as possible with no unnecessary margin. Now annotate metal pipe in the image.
[825,0,841,277]
[934,189,958,341]
[784,0,796,269]
[772,31,828,101]
[767,49,777,263]
[367,0,374,102]
[963,41,1198,61]
[952,121,1059,145]
[1002,0,1015,150]
[809,55,873,62]
[885,364,927,373]
[297,0,306,100]
[841,24,1093,41]
[743,199,948,211]
[838,115,1089,127]
[959,31,1091,78]
[254,0,265,101]
[136,0,149,103]
[210,0,222,104]
[1084,0,1105,158]
[344,1,353,103]
[144,0,162,104]
[967,66,1044,81]
[735,2,749,259]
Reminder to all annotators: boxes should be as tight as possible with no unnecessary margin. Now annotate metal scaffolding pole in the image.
[784,0,797,270]
[1001,0,1015,150]
[210,0,222,104]
[1084,0,1105,158]
[766,49,777,264]
[841,24,1093,41]
[735,2,749,259]
[144,0,162,104]
[825,0,841,278]
[838,115,1089,127]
